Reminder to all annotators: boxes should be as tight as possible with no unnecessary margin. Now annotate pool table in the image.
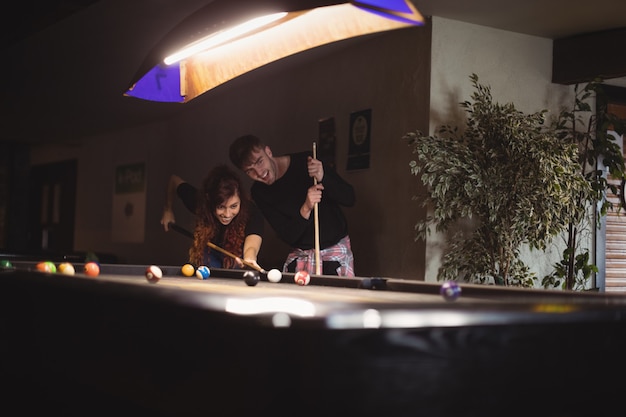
[2,261,626,416]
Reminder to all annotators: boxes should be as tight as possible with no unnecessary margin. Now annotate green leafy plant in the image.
[404,74,594,287]
[542,81,626,290]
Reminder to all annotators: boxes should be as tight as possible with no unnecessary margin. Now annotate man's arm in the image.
[252,187,312,248]
[319,165,355,207]
[308,156,355,207]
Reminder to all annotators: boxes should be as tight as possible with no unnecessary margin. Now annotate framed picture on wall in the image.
[347,108,371,170]
[112,162,146,243]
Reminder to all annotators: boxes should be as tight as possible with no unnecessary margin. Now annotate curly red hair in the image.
[188,165,250,268]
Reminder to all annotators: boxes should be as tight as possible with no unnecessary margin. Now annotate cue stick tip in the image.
[248,262,266,275]
[207,240,267,273]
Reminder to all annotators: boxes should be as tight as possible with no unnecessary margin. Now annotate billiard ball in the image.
[58,262,75,275]
[196,265,211,280]
[181,263,195,277]
[145,265,162,284]
[267,268,282,283]
[45,261,57,273]
[36,261,56,273]
[0,259,13,269]
[243,270,260,286]
[371,278,387,290]
[294,270,310,286]
[84,261,100,277]
[440,281,461,301]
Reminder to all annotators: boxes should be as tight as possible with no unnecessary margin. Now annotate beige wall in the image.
[426,17,578,283]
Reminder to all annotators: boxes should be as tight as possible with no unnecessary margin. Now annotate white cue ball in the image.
[267,268,282,283]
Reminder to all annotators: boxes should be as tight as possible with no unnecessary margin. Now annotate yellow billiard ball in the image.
[181,263,195,277]
[58,262,75,275]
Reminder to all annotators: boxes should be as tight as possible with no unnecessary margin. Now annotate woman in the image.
[161,165,264,269]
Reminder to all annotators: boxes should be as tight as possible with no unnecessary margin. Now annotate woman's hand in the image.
[160,208,175,231]
[235,257,261,271]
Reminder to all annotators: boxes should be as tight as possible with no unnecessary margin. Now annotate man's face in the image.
[242,146,276,185]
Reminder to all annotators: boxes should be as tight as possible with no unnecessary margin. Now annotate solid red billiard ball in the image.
[294,270,310,286]
[243,270,260,286]
[84,261,100,277]
[145,265,162,284]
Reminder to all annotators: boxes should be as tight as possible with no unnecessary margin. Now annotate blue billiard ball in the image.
[440,281,461,301]
[195,265,211,280]
[359,278,372,289]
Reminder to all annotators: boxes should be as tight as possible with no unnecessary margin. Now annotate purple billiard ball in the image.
[440,281,461,301]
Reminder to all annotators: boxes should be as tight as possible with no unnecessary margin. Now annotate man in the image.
[229,134,355,276]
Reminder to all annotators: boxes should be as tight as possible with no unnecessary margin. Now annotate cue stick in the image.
[168,222,266,274]
[168,222,193,238]
[313,142,321,275]
[206,241,266,274]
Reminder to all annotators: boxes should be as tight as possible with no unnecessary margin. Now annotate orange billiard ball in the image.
[84,261,100,277]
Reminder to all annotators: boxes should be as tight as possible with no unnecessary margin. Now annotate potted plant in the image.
[403,74,596,287]
[542,81,626,290]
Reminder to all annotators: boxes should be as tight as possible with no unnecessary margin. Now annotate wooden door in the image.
[27,160,77,256]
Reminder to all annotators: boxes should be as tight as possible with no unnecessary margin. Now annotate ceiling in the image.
[2,0,626,145]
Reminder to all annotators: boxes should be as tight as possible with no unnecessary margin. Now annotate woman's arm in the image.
[242,234,262,265]
[160,174,185,231]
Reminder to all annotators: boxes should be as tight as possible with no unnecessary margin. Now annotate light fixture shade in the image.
[353,0,424,24]
[125,0,423,103]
